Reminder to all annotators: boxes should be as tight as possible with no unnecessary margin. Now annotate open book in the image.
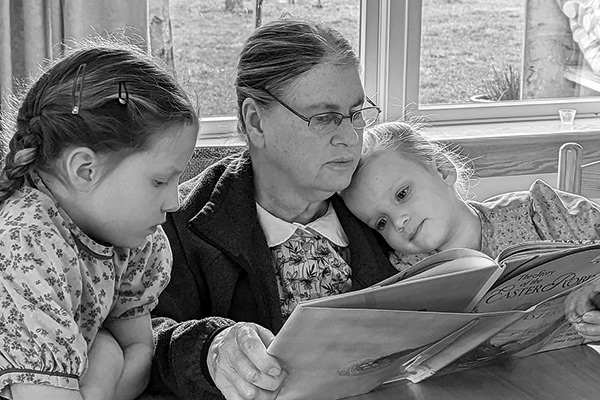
[267,241,600,400]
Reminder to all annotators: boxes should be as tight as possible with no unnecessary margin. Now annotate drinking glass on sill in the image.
[559,109,577,125]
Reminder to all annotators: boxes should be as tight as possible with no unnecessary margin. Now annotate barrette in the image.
[118,81,129,105]
[71,63,87,115]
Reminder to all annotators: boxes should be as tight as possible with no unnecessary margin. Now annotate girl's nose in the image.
[163,185,180,213]
[393,214,410,233]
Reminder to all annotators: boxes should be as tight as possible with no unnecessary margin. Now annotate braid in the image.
[0,41,198,205]
[0,115,43,203]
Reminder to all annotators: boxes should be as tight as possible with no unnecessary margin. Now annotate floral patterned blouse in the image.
[390,179,600,271]
[0,178,172,392]
[271,226,352,319]
[256,202,352,319]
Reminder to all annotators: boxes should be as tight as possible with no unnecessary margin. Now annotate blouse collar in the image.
[30,173,114,259]
[256,201,349,248]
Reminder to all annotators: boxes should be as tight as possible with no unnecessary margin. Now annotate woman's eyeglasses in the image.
[263,89,381,135]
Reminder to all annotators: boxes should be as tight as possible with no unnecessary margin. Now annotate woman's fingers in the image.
[208,323,286,400]
[239,324,282,380]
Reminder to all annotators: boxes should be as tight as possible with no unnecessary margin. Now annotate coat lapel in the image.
[187,152,284,330]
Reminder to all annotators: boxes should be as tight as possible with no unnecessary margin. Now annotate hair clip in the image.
[118,82,129,105]
[71,63,87,115]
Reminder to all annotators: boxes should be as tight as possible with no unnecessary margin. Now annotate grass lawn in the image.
[420,0,524,104]
[169,0,524,116]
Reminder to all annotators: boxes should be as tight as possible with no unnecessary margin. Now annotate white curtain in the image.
[0,0,149,113]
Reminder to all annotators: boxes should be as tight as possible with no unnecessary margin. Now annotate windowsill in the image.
[423,116,600,140]
[194,116,600,178]
[424,116,600,178]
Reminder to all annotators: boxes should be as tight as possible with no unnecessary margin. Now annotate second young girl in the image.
[341,120,600,268]
[0,42,198,399]
[340,120,600,340]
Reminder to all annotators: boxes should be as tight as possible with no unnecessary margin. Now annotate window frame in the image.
[197,0,600,137]
[362,0,600,126]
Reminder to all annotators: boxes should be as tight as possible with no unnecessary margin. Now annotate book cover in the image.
[267,241,600,400]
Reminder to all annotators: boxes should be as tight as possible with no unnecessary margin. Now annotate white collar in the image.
[256,202,349,247]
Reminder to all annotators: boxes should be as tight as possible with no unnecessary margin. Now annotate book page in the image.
[473,244,600,313]
[435,289,586,379]
[299,261,501,313]
[495,240,596,262]
[268,306,518,400]
[376,248,497,285]
[496,242,600,283]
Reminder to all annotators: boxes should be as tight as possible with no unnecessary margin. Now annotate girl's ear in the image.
[435,158,458,187]
[242,98,265,148]
[63,147,102,190]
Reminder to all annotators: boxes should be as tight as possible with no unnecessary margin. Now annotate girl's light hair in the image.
[235,17,359,138]
[0,38,198,203]
[358,120,474,198]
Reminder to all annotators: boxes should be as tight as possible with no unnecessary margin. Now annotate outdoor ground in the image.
[169,0,524,116]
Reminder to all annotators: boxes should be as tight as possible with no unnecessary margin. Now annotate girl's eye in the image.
[375,218,387,231]
[154,180,167,187]
[396,187,410,201]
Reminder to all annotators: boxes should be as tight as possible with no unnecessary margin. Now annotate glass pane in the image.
[170,0,361,118]
[419,0,600,106]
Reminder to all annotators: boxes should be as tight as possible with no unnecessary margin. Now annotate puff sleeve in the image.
[108,226,173,320]
[0,227,87,391]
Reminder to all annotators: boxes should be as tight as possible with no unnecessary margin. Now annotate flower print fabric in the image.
[0,181,172,392]
[390,179,600,271]
[271,227,352,319]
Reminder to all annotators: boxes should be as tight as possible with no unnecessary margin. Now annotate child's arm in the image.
[11,331,123,400]
[79,329,125,400]
[14,330,124,400]
[102,313,155,400]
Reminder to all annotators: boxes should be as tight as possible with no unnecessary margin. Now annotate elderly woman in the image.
[149,18,397,400]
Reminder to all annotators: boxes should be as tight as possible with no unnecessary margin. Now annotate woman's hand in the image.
[208,322,287,400]
[565,279,600,342]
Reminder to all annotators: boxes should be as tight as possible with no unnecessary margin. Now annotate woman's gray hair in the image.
[235,18,359,138]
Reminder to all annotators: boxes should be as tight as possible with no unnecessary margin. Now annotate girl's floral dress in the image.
[0,178,172,392]
[391,179,600,271]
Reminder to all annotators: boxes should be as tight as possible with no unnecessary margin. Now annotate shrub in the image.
[481,64,521,101]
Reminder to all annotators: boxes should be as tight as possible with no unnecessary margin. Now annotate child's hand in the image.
[565,279,600,342]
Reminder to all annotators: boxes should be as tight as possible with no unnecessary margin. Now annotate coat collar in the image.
[186,152,264,268]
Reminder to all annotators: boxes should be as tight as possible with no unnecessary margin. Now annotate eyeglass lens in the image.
[308,107,380,132]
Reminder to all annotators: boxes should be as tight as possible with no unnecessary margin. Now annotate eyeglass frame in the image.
[262,88,381,134]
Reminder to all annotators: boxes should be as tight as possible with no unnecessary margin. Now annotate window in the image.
[363,0,600,126]
[170,0,600,135]
[169,0,361,136]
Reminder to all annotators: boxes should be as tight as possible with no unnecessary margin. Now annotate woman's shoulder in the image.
[178,150,250,203]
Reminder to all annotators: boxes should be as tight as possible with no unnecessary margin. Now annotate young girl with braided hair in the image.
[0,42,198,400]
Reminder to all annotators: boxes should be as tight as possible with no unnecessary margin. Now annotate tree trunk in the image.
[522,0,576,98]
[148,0,174,69]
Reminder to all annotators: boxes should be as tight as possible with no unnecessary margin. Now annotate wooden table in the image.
[138,346,600,400]
[345,345,600,400]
